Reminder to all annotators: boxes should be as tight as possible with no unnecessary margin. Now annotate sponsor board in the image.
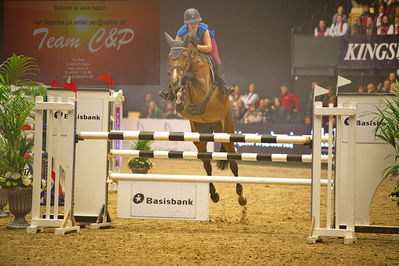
[117,180,209,220]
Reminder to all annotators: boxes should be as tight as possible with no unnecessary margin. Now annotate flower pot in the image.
[131,168,149,174]
[0,188,9,218]
[6,187,32,229]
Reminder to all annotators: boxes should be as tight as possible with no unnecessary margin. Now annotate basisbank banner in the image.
[4,1,160,85]
[339,35,399,69]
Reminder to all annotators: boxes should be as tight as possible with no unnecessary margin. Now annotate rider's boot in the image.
[215,64,234,95]
[158,86,175,102]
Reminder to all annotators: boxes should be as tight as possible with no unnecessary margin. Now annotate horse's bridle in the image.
[168,47,193,87]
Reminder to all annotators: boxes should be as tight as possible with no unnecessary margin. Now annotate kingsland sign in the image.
[340,36,399,68]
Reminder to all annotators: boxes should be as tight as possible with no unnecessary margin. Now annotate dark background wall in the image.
[1,0,334,116]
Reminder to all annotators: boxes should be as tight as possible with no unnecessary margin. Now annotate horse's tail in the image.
[216,144,229,170]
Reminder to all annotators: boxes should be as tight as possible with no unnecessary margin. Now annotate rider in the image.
[159,8,233,101]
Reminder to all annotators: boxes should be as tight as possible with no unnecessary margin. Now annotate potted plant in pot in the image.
[373,88,399,207]
[128,140,153,174]
[0,139,10,218]
[0,54,44,228]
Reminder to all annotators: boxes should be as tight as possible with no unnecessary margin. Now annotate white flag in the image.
[314,85,329,101]
[337,76,351,88]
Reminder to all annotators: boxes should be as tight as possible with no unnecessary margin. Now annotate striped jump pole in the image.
[110,173,329,186]
[108,150,330,163]
[78,131,330,144]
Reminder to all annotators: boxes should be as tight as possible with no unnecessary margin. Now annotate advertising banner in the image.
[4,1,160,85]
[339,35,399,69]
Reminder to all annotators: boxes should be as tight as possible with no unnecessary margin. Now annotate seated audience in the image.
[164,103,178,119]
[330,15,348,36]
[350,17,363,35]
[378,15,391,34]
[141,93,154,117]
[242,104,263,124]
[367,83,377,93]
[388,72,399,91]
[232,99,246,123]
[380,79,391,92]
[387,0,399,19]
[376,5,386,27]
[332,6,347,24]
[360,5,374,26]
[322,87,337,106]
[389,16,399,33]
[241,83,260,109]
[357,86,366,94]
[314,19,330,36]
[229,85,242,111]
[258,98,271,123]
[280,85,299,121]
[269,98,287,123]
[147,101,164,118]
[366,17,377,35]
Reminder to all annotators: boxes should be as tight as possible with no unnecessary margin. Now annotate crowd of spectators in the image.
[229,83,301,124]
[357,72,398,93]
[314,1,399,36]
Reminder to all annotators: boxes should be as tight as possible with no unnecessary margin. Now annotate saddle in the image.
[198,51,217,85]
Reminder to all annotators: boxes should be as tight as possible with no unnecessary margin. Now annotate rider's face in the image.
[188,22,199,32]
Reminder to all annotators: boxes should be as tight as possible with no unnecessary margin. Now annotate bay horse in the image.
[164,32,246,206]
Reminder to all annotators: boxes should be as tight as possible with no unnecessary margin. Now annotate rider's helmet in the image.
[184,8,202,24]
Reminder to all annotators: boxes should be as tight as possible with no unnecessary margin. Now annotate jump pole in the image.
[110,173,328,186]
[78,131,330,144]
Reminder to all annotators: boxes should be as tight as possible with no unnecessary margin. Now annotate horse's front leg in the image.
[193,141,219,203]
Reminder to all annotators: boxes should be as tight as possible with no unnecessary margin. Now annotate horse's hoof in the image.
[211,193,220,203]
[236,184,243,196]
[238,195,247,206]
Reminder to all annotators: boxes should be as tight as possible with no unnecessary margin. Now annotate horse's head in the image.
[165,32,197,97]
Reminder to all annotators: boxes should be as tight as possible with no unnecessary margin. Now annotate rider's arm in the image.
[175,30,212,53]
[197,30,212,53]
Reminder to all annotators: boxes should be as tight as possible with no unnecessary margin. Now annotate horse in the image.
[164,31,246,206]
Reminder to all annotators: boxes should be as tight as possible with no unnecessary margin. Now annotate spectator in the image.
[367,83,377,93]
[232,99,246,123]
[258,98,271,123]
[360,5,374,26]
[164,103,178,119]
[269,98,286,123]
[366,17,377,35]
[350,17,363,35]
[389,16,399,33]
[387,0,399,19]
[322,87,337,106]
[376,5,386,27]
[229,85,242,112]
[147,101,164,118]
[142,93,153,117]
[332,6,347,24]
[280,85,299,121]
[330,15,348,36]
[357,86,366,94]
[241,83,260,109]
[304,81,319,125]
[371,0,387,15]
[242,104,263,124]
[393,6,399,21]
[378,15,391,34]
[314,19,330,36]
[380,79,391,92]
[388,72,398,84]
[388,72,399,91]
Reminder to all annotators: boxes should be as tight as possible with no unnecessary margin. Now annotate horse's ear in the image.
[164,32,174,47]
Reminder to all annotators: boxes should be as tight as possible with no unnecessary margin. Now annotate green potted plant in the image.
[0,139,10,218]
[128,140,153,174]
[373,88,399,207]
[0,54,44,228]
